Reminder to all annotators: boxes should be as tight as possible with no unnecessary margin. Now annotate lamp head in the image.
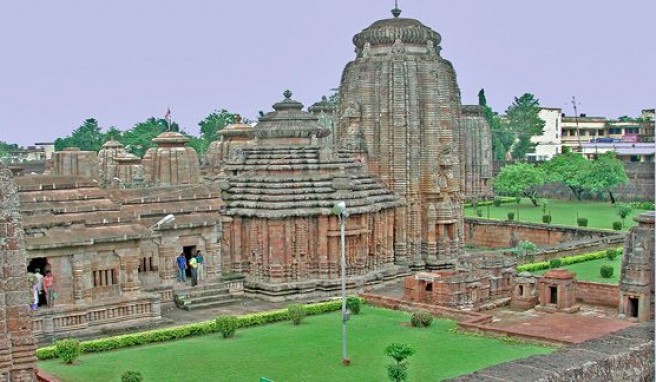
[332,201,348,217]
[156,214,175,227]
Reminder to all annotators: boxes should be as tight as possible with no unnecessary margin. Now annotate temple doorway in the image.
[27,257,48,306]
[549,286,558,305]
[628,297,639,318]
[183,246,197,278]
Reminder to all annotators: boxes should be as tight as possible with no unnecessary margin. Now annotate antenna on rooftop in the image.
[571,96,582,152]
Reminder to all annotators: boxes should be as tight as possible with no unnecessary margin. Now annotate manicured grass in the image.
[534,257,622,284]
[39,307,553,382]
[466,198,649,231]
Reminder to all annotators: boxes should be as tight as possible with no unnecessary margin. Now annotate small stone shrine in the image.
[537,269,579,313]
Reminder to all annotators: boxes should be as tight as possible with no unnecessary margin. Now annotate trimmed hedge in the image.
[516,248,621,273]
[36,298,352,360]
[463,197,515,208]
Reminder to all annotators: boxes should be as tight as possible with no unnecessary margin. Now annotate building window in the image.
[608,128,622,134]
[93,269,118,287]
[138,257,157,273]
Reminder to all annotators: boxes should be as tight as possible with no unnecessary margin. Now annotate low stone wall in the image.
[576,281,620,307]
[446,322,654,382]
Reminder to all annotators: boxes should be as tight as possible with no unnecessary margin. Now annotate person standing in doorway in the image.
[176,253,187,283]
[43,270,55,308]
[195,250,205,282]
[34,268,44,306]
[189,253,198,287]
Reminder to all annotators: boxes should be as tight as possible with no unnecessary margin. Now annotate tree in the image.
[198,109,237,143]
[615,203,633,228]
[479,89,514,161]
[505,93,545,160]
[541,150,591,200]
[119,118,174,157]
[493,163,546,206]
[583,152,628,204]
[385,343,415,382]
[55,118,106,152]
[0,141,19,161]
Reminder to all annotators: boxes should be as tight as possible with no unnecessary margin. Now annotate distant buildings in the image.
[528,108,654,162]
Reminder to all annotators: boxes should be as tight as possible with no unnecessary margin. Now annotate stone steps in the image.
[174,283,242,311]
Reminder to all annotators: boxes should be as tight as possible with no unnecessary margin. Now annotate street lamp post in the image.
[333,201,350,365]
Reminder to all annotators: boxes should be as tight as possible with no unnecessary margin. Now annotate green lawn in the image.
[39,307,553,382]
[534,257,622,284]
[466,198,649,231]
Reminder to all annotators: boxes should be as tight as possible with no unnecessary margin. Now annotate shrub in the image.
[517,248,621,273]
[54,339,80,364]
[507,212,515,221]
[476,209,483,217]
[121,371,144,382]
[385,343,416,382]
[410,311,433,328]
[549,258,562,268]
[346,296,362,315]
[615,203,633,228]
[630,201,655,210]
[542,214,552,224]
[515,197,521,204]
[577,217,588,227]
[493,198,502,207]
[600,265,614,278]
[288,304,306,325]
[612,221,623,231]
[215,315,239,339]
[606,248,618,261]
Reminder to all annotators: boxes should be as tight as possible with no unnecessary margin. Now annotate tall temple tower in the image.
[337,6,466,269]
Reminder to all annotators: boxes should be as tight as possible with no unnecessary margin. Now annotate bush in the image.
[606,248,618,261]
[542,214,552,224]
[612,221,623,231]
[346,296,362,315]
[476,209,483,217]
[507,212,515,221]
[385,343,416,382]
[410,311,433,328]
[215,315,239,339]
[54,339,80,364]
[549,258,562,268]
[577,217,588,227]
[600,265,614,278]
[288,304,306,325]
[630,201,655,210]
[515,197,521,204]
[121,371,144,382]
[493,199,502,207]
[36,299,344,360]
[516,248,621,273]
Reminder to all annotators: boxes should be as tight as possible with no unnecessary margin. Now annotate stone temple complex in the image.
[337,7,492,270]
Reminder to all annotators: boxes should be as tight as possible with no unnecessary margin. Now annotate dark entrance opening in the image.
[549,286,558,305]
[628,297,639,318]
[27,257,48,306]
[183,246,197,278]
[518,285,524,297]
[425,283,433,292]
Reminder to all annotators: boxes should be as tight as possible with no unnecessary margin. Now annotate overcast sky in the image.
[1,1,653,147]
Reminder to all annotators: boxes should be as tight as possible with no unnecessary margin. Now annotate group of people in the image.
[176,250,205,287]
[27,268,55,310]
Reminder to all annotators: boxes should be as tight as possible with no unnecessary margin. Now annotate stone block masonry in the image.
[0,163,36,381]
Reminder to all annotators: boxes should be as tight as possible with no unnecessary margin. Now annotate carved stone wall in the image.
[459,105,493,200]
[142,132,201,186]
[619,211,654,322]
[337,12,465,270]
[51,147,98,181]
[0,164,36,381]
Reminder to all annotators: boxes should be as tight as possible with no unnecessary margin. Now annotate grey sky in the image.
[1,1,653,146]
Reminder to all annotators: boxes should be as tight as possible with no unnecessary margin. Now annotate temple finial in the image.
[283,89,292,99]
[391,0,401,18]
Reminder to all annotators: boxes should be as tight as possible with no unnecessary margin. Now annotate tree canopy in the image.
[584,152,628,204]
[54,118,106,152]
[505,93,545,160]
[198,109,237,143]
[540,150,590,200]
[478,89,514,161]
[493,162,546,206]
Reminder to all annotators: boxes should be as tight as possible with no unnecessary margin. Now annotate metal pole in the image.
[340,213,348,364]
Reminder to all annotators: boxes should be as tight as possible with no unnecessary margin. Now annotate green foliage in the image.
[630,201,655,210]
[199,109,238,143]
[0,141,20,160]
[55,118,106,152]
[493,163,546,206]
[542,214,552,224]
[478,89,487,107]
[577,217,588,227]
[541,151,590,200]
[54,339,81,364]
[215,315,239,338]
[385,343,416,382]
[410,311,433,328]
[517,249,618,273]
[615,203,633,228]
[478,89,513,161]
[505,93,545,159]
[287,304,306,325]
[36,300,343,360]
[119,118,171,157]
[549,258,562,268]
[599,265,614,278]
[584,152,628,204]
[346,296,362,315]
[493,199,502,207]
[476,209,483,217]
[612,221,623,231]
[121,371,144,382]
[463,197,515,208]
[606,248,618,261]
[507,212,515,221]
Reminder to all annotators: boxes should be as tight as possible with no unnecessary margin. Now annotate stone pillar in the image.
[121,253,140,293]
[0,164,36,381]
[317,215,329,279]
[156,243,176,284]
